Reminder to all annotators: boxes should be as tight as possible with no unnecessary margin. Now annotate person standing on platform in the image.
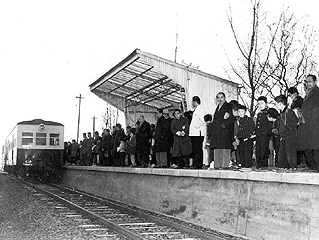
[288,87,305,167]
[136,116,151,168]
[203,114,212,168]
[154,109,172,168]
[150,124,157,167]
[86,132,94,165]
[127,128,137,167]
[206,114,215,170]
[255,96,272,171]
[275,95,299,172]
[210,92,235,170]
[228,100,239,168]
[81,133,89,166]
[231,104,240,168]
[236,105,255,170]
[113,124,125,166]
[94,137,102,165]
[171,109,192,169]
[267,108,280,168]
[70,139,78,165]
[164,110,174,168]
[102,129,114,166]
[298,74,319,172]
[189,96,206,169]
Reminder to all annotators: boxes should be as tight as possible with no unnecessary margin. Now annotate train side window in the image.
[49,133,60,146]
[36,133,47,145]
[22,132,33,146]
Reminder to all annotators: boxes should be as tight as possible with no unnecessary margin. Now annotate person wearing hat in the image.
[154,109,173,167]
[189,96,206,169]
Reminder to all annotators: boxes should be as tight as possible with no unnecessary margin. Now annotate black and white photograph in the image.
[1,0,319,239]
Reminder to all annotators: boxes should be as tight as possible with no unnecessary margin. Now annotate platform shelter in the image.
[89,49,239,125]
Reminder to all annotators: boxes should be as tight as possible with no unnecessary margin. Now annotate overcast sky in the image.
[0,0,318,145]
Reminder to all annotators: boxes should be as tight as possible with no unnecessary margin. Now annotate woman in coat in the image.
[171,109,192,168]
[210,92,235,169]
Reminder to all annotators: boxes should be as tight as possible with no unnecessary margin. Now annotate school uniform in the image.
[278,107,299,168]
[255,108,272,168]
[236,116,255,168]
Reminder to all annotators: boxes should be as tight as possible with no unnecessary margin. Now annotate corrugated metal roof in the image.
[90,49,239,110]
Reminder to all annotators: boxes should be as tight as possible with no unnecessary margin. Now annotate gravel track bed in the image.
[56,184,246,240]
[0,172,125,240]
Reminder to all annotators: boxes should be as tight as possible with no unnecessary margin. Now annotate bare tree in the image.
[226,0,281,115]
[101,103,119,130]
[226,1,317,113]
[262,10,318,97]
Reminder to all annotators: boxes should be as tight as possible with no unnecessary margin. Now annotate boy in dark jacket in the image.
[255,96,272,170]
[236,105,255,169]
[275,95,299,172]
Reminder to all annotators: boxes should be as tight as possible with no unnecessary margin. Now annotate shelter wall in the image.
[141,55,238,114]
[61,166,319,240]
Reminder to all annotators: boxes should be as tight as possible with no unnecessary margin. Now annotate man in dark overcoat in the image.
[210,92,235,169]
[298,74,319,171]
[171,109,192,168]
[154,109,172,167]
[113,124,125,166]
[101,129,114,166]
[136,116,151,167]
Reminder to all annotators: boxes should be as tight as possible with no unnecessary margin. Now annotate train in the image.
[2,119,64,179]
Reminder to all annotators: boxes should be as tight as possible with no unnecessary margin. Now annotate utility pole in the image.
[92,116,97,134]
[76,94,84,143]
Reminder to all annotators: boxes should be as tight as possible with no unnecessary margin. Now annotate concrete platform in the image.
[61,166,319,240]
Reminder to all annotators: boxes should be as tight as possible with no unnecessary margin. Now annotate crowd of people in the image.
[64,74,319,173]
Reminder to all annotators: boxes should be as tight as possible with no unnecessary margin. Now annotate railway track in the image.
[16,177,246,240]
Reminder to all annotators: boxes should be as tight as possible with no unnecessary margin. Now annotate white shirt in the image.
[189,104,206,136]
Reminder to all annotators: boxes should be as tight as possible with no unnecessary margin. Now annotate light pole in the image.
[76,94,84,143]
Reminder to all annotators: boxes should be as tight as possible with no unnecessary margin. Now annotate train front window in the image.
[50,133,60,146]
[22,132,33,146]
[36,133,47,146]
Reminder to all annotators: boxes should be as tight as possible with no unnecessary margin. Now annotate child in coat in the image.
[127,128,137,167]
[274,95,299,172]
[236,105,255,170]
[117,136,127,167]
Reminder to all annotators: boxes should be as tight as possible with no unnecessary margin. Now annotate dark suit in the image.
[278,107,299,168]
[237,116,255,168]
[137,121,151,167]
[255,108,272,168]
[211,102,235,168]
[171,117,192,168]
[298,86,319,170]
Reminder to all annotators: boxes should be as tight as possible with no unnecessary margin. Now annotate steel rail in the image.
[50,183,232,240]
[18,178,145,240]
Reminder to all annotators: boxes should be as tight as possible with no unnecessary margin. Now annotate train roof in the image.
[17,119,64,126]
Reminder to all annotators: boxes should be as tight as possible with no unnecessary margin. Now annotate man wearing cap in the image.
[189,96,206,169]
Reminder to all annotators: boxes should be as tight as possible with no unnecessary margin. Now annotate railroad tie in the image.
[119,222,156,226]
[140,231,180,235]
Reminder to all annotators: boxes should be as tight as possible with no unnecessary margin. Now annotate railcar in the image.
[3,119,64,179]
